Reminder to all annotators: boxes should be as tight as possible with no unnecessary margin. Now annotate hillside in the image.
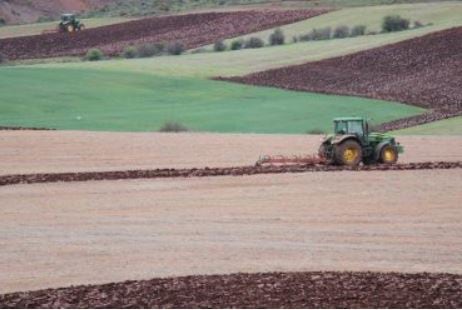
[0,0,448,25]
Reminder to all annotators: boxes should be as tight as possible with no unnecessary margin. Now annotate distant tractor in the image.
[59,14,85,33]
[318,117,403,166]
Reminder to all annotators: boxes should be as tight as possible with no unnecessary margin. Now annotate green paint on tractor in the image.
[319,117,403,166]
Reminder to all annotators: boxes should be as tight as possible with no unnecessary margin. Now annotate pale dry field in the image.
[1,169,461,293]
[1,131,461,175]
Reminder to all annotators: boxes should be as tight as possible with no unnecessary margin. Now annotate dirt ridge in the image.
[1,161,461,187]
[1,271,461,308]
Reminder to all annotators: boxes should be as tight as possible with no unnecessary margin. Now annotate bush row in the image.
[213,28,284,52]
[85,41,186,61]
[83,15,426,61]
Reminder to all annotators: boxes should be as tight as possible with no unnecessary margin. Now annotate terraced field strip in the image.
[201,1,462,49]
[1,271,461,308]
[0,17,135,39]
[0,9,327,60]
[1,161,461,187]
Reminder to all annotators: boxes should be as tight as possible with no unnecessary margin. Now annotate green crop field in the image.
[392,117,462,135]
[0,67,423,133]
[0,17,134,39]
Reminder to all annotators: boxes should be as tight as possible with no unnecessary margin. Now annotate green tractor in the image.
[318,117,403,166]
[59,14,85,33]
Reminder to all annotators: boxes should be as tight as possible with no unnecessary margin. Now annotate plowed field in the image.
[0,10,327,60]
[2,272,461,308]
[223,27,462,130]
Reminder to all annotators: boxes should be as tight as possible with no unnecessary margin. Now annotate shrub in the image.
[350,25,367,37]
[214,40,227,52]
[310,27,332,40]
[367,31,378,35]
[244,37,264,49]
[85,48,104,61]
[0,17,6,26]
[122,46,138,59]
[333,25,350,39]
[298,33,312,42]
[230,39,244,50]
[382,15,410,32]
[167,42,184,55]
[292,36,299,43]
[269,28,285,46]
[413,20,424,28]
[137,43,164,57]
[159,122,189,132]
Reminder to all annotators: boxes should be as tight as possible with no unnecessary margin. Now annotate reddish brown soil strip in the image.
[0,126,54,131]
[1,271,461,308]
[221,27,462,131]
[0,10,327,60]
[1,161,461,187]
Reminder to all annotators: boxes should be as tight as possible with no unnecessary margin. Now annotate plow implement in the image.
[1,161,461,187]
[256,154,325,166]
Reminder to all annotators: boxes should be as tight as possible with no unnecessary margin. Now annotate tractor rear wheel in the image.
[67,24,74,32]
[334,140,362,166]
[379,145,398,164]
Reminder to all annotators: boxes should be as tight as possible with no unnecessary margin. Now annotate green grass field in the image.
[0,67,423,133]
[392,117,462,135]
[0,17,134,39]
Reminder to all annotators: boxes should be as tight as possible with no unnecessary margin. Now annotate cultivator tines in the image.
[255,154,326,166]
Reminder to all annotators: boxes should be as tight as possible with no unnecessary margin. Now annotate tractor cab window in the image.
[335,121,348,135]
[348,121,364,136]
[335,120,364,136]
[62,15,73,21]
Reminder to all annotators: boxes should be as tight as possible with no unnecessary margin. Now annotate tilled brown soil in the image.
[1,161,461,187]
[0,10,326,60]
[222,27,462,131]
[1,271,461,308]
[0,126,54,131]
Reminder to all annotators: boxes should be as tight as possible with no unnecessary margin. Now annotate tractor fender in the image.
[331,135,360,145]
[375,141,395,161]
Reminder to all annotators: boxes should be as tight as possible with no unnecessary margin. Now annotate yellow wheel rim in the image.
[383,147,396,162]
[343,147,359,164]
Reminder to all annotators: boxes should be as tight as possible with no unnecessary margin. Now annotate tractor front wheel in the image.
[335,140,362,166]
[379,145,398,164]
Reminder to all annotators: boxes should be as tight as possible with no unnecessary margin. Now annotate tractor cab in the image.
[61,14,75,22]
[334,117,368,138]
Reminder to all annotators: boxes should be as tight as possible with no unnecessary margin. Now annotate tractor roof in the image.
[333,117,365,122]
[62,13,75,17]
